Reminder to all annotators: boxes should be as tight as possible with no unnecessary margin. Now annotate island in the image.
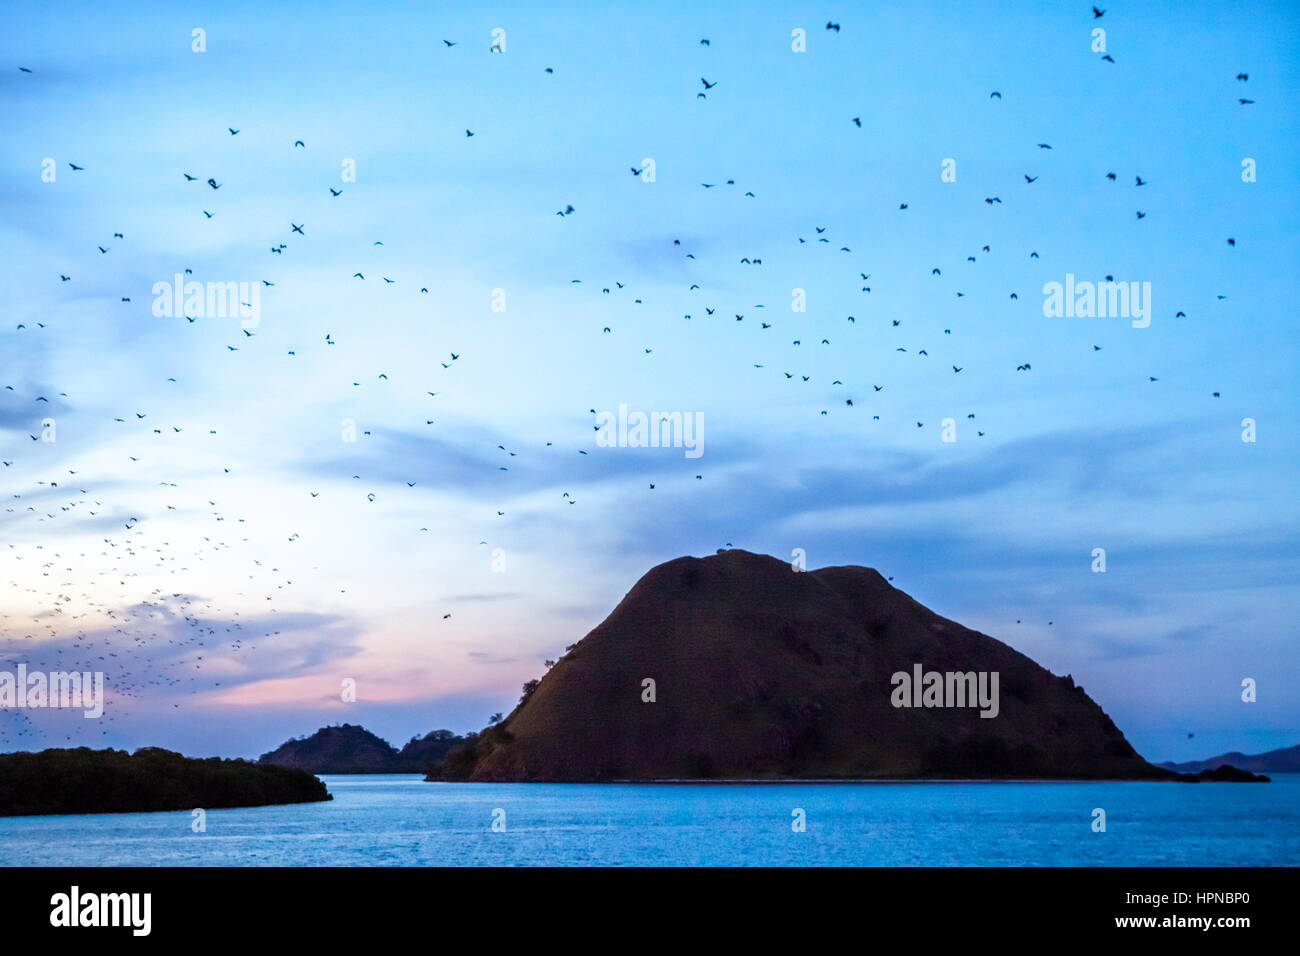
[259,725,465,773]
[427,550,1269,783]
[0,746,332,816]
[1160,742,1298,774]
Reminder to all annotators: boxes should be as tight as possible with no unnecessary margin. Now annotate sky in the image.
[1,1,1297,764]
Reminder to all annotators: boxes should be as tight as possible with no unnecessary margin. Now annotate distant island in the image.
[424,550,1269,783]
[1173,765,1269,783]
[0,747,332,817]
[1160,742,1299,774]
[259,724,465,774]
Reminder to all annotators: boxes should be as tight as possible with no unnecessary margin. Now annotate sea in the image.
[1,774,1296,866]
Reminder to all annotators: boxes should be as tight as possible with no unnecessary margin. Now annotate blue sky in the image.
[1,1,1298,764]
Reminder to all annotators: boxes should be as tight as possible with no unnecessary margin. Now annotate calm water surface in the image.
[1,774,1296,866]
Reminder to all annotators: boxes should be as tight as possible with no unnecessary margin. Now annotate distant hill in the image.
[0,747,331,816]
[432,550,1199,782]
[1159,742,1300,774]
[258,724,398,773]
[259,724,463,773]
